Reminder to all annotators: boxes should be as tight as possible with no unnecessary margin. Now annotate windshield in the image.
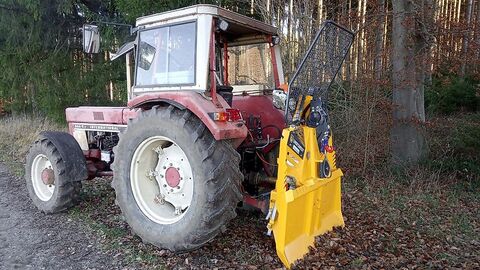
[136,22,196,86]
[226,43,274,88]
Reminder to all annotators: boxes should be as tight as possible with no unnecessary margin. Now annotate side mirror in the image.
[83,24,100,54]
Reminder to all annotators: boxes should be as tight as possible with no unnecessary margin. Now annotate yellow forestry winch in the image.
[267,126,344,267]
[267,21,354,268]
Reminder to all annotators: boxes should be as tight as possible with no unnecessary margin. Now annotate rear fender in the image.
[128,92,248,147]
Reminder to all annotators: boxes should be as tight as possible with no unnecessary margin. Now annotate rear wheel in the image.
[130,135,194,224]
[25,132,85,213]
[112,106,243,251]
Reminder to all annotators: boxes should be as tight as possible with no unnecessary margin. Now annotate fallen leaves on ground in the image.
[73,176,479,270]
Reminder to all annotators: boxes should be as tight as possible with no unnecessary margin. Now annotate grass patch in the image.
[0,115,62,176]
[69,178,167,269]
[452,213,475,237]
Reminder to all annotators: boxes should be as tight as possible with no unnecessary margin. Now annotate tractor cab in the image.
[85,5,285,102]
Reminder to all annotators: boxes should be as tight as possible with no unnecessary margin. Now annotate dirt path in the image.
[0,163,125,270]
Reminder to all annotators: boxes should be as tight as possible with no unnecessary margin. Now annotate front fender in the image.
[37,131,88,182]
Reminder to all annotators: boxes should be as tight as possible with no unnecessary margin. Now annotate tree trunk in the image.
[391,0,428,166]
[374,0,385,80]
[476,0,480,60]
[460,0,474,77]
[288,0,293,76]
[355,0,363,79]
[345,0,352,82]
[424,0,435,90]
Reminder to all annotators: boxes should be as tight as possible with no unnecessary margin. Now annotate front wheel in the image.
[112,106,243,251]
[25,132,86,213]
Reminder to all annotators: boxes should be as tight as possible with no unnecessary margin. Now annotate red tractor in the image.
[25,5,353,268]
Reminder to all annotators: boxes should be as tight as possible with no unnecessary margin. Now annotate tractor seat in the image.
[217,85,234,106]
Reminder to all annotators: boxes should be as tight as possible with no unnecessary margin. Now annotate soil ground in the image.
[0,163,128,270]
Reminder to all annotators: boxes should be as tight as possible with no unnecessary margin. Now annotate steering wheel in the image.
[237,74,260,84]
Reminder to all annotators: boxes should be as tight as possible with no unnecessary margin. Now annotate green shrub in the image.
[426,76,479,114]
[452,117,480,154]
[426,113,480,188]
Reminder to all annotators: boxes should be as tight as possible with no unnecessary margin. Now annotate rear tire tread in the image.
[112,106,243,251]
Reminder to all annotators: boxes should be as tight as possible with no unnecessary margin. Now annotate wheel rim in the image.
[130,136,194,224]
[31,154,55,201]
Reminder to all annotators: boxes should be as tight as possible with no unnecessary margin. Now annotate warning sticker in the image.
[287,131,305,158]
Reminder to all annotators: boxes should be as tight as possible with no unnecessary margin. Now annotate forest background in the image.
[0,1,478,268]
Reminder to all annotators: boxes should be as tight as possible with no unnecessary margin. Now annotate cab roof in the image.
[136,4,278,37]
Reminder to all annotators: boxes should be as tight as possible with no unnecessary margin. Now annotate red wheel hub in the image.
[165,167,181,187]
[41,168,55,185]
